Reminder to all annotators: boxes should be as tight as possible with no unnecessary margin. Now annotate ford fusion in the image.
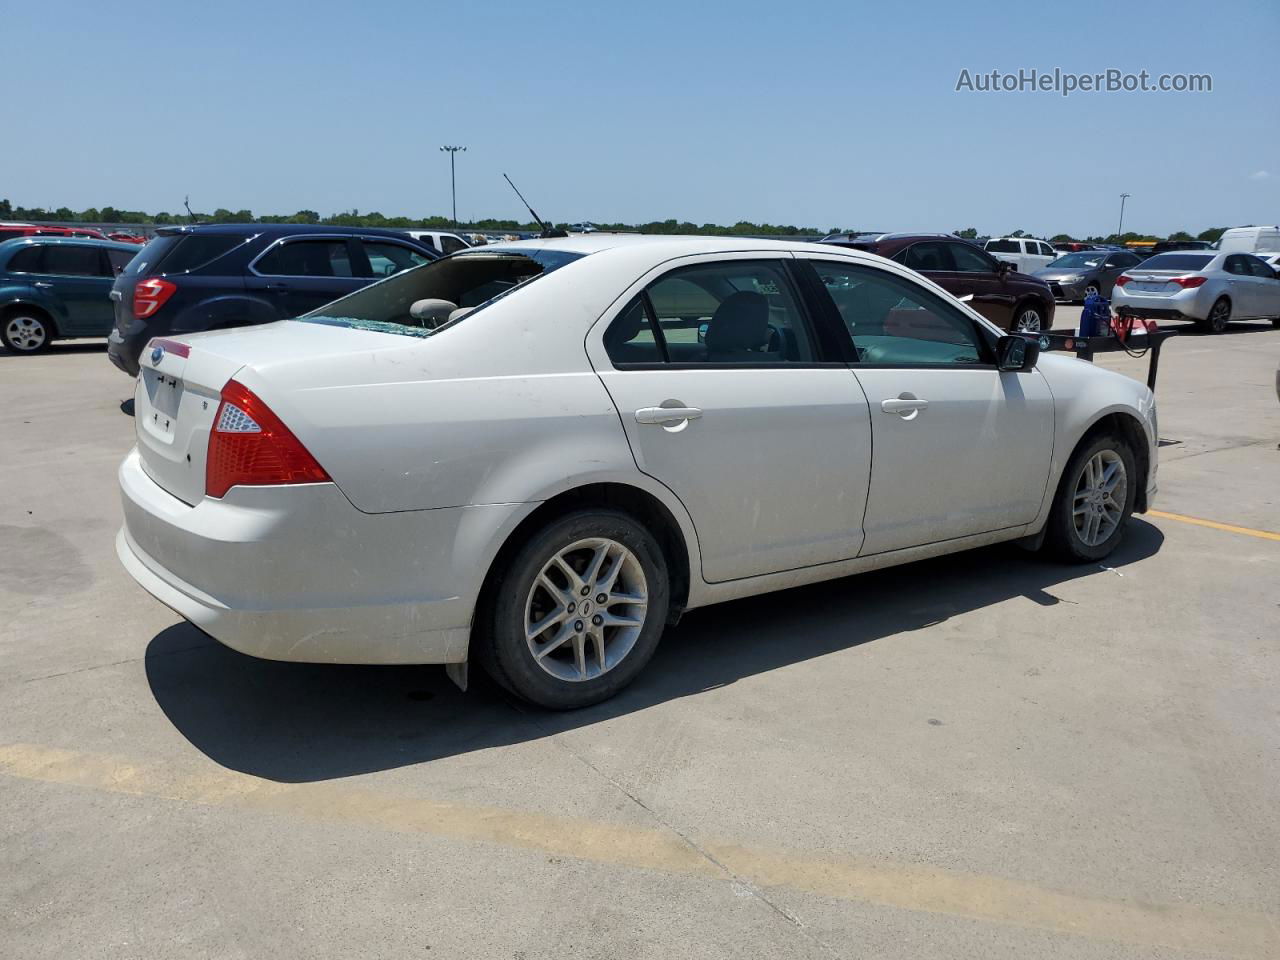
[117,235,1158,709]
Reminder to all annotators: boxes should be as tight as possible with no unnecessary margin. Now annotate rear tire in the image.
[476,509,670,710]
[1199,297,1230,334]
[1044,433,1137,563]
[1,308,54,353]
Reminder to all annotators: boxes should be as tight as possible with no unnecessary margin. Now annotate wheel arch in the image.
[1073,410,1152,513]
[478,481,695,626]
[1,298,61,338]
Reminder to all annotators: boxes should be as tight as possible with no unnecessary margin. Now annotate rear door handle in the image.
[33,281,53,288]
[635,405,702,425]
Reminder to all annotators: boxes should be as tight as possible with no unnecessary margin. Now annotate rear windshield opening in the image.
[1137,253,1214,271]
[299,248,584,337]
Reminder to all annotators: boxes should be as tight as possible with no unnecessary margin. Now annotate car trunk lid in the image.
[132,321,416,505]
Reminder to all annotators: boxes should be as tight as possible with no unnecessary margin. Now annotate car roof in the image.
[465,233,889,258]
[0,235,141,252]
[154,223,432,238]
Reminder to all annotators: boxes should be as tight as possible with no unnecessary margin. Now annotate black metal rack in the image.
[1036,328,1177,391]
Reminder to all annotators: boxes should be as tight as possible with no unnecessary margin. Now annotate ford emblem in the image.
[151,345,164,365]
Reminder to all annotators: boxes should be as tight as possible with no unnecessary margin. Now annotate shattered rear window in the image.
[297,247,585,337]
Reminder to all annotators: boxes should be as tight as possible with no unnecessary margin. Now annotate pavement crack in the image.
[509,701,847,958]
[12,640,211,687]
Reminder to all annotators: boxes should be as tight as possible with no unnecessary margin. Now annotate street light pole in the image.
[439,145,466,227]
[1117,193,1131,241]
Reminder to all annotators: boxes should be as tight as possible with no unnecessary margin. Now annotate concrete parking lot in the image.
[2,314,1278,959]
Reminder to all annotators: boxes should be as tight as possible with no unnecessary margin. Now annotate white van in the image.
[1216,226,1280,255]
[984,237,1056,273]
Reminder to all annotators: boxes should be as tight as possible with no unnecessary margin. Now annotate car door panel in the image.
[851,368,1053,553]
[798,254,1055,554]
[588,253,873,583]
[599,368,872,581]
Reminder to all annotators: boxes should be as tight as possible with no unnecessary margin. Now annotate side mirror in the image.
[997,334,1039,372]
[997,260,1015,274]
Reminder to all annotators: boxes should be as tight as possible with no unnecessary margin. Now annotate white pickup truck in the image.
[984,237,1056,273]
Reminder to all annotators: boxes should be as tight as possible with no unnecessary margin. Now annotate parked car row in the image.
[0,225,441,361]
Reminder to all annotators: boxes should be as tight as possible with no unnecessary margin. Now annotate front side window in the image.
[812,260,986,366]
[362,240,430,277]
[949,243,997,274]
[1038,242,1054,257]
[256,239,353,277]
[43,245,109,277]
[1245,256,1276,278]
[639,260,817,364]
[440,235,467,254]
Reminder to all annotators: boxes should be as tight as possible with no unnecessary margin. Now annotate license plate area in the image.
[142,369,184,439]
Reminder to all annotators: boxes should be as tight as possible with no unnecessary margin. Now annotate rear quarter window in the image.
[154,234,250,274]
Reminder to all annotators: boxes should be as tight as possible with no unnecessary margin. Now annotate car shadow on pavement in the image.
[145,520,1164,783]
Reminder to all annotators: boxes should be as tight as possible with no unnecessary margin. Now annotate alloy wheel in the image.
[1084,284,1100,299]
[524,537,648,682]
[1072,450,1127,547]
[4,315,48,351]
[1015,309,1042,333]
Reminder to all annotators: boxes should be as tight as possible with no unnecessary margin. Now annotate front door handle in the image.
[635,404,702,426]
[33,281,53,288]
[880,395,929,419]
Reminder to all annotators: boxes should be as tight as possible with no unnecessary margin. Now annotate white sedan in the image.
[117,236,1158,709]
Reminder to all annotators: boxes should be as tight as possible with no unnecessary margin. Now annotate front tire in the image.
[1044,434,1137,562]
[1200,297,1230,334]
[2,309,53,353]
[477,509,670,709]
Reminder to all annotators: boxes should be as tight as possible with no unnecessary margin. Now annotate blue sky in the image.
[4,0,1277,236]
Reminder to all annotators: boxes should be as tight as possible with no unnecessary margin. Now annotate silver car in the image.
[1034,250,1145,303]
[1111,251,1280,333]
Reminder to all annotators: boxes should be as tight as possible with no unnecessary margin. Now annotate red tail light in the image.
[206,380,330,499]
[1114,275,1132,287]
[1171,275,1207,289]
[133,277,177,318]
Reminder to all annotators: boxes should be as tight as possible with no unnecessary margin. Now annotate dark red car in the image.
[819,233,1056,333]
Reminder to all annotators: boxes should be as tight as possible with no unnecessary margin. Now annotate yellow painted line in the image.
[3,743,1279,958]
[1148,509,1280,542]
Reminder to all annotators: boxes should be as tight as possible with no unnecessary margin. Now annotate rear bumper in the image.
[1111,286,1211,322]
[117,448,528,664]
[107,327,147,376]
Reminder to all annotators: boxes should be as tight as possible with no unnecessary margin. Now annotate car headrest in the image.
[409,298,459,326]
[705,291,769,353]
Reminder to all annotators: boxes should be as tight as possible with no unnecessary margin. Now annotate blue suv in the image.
[0,237,142,354]
[107,224,439,375]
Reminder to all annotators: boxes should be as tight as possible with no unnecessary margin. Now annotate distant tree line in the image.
[0,198,1232,243]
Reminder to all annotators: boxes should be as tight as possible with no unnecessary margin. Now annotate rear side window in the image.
[155,234,247,274]
[256,239,354,277]
[6,246,45,272]
[603,296,664,364]
[43,245,110,277]
[896,242,953,272]
[362,240,430,277]
[106,248,136,275]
